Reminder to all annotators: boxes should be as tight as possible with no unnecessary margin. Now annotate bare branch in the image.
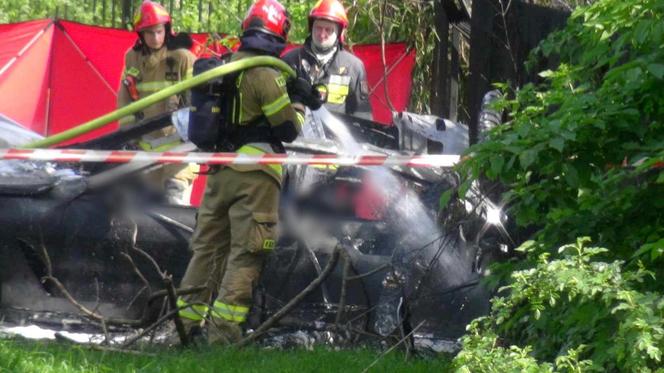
[121,252,152,295]
[498,0,519,79]
[361,320,426,373]
[37,228,172,328]
[54,333,157,356]
[93,277,111,345]
[147,285,207,305]
[347,263,391,281]
[335,252,351,326]
[132,245,166,279]
[42,274,142,326]
[236,245,341,347]
[164,275,189,346]
[92,277,102,314]
[126,286,148,312]
[100,318,111,346]
[121,302,208,348]
[127,216,165,278]
[379,0,396,112]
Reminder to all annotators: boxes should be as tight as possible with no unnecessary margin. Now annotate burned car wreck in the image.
[0,108,511,348]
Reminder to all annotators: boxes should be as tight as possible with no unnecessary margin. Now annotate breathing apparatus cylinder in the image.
[188,57,227,151]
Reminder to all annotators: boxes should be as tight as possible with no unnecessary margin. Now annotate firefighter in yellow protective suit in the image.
[175,0,323,345]
[117,0,197,205]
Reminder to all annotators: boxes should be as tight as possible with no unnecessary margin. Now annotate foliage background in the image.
[0,0,433,44]
[452,0,663,370]
[0,0,588,114]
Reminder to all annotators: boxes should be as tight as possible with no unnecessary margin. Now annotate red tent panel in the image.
[59,21,135,90]
[48,23,123,143]
[352,43,415,124]
[0,20,54,134]
[0,19,51,72]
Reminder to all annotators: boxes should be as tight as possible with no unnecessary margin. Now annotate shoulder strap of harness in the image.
[217,66,277,152]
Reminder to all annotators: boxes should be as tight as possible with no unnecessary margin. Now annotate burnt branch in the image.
[54,333,157,356]
[131,245,166,279]
[34,219,204,343]
[120,251,152,295]
[361,320,426,373]
[126,286,148,311]
[38,241,141,326]
[41,274,142,326]
[335,251,351,326]
[237,245,342,347]
[147,285,207,305]
[121,302,209,349]
[164,275,189,347]
[347,263,391,281]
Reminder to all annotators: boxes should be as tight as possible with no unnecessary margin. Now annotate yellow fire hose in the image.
[24,56,295,149]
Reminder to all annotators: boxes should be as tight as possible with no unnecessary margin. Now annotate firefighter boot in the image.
[160,313,209,347]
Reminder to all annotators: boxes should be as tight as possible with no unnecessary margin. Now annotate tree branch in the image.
[360,320,426,373]
[236,245,341,347]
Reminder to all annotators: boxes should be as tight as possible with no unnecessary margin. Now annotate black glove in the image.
[287,77,324,110]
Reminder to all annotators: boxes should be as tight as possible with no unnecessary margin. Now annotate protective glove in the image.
[287,77,324,110]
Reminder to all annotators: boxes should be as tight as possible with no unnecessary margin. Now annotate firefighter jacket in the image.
[282,38,373,120]
[117,46,195,151]
[226,51,305,185]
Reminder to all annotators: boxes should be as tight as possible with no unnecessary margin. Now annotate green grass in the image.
[0,339,451,372]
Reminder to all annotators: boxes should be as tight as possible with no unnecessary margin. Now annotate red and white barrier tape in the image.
[0,149,460,168]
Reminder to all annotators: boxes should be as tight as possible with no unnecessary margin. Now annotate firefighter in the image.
[117,0,197,205]
[282,0,372,120]
[174,0,322,345]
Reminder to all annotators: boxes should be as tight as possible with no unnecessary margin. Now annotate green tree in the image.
[459,0,664,262]
[452,0,664,369]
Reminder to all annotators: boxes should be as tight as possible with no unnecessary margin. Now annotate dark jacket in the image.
[282,39,373,120]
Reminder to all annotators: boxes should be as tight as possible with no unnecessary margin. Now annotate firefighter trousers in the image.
[177,167,280,344]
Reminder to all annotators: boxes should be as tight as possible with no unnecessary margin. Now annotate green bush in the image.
[452,0,664,370]
[454,238,664,372]
[459,0,664,263]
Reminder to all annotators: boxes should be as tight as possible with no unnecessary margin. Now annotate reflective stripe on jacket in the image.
[226,51,304,184]
[117,46,195,150]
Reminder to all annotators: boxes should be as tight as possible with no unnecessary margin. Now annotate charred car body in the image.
[0,107,510,344]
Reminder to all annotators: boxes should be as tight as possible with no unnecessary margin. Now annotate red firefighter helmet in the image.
[309,0,349,31]
[242,0,291,41]
[133,1,172,32]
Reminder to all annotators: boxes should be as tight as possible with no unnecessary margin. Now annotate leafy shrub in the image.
[459,0,664,263]
[452,0,664,370]
[454,238,664,372]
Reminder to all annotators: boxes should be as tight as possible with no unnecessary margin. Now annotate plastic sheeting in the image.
[0,114,43,147]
